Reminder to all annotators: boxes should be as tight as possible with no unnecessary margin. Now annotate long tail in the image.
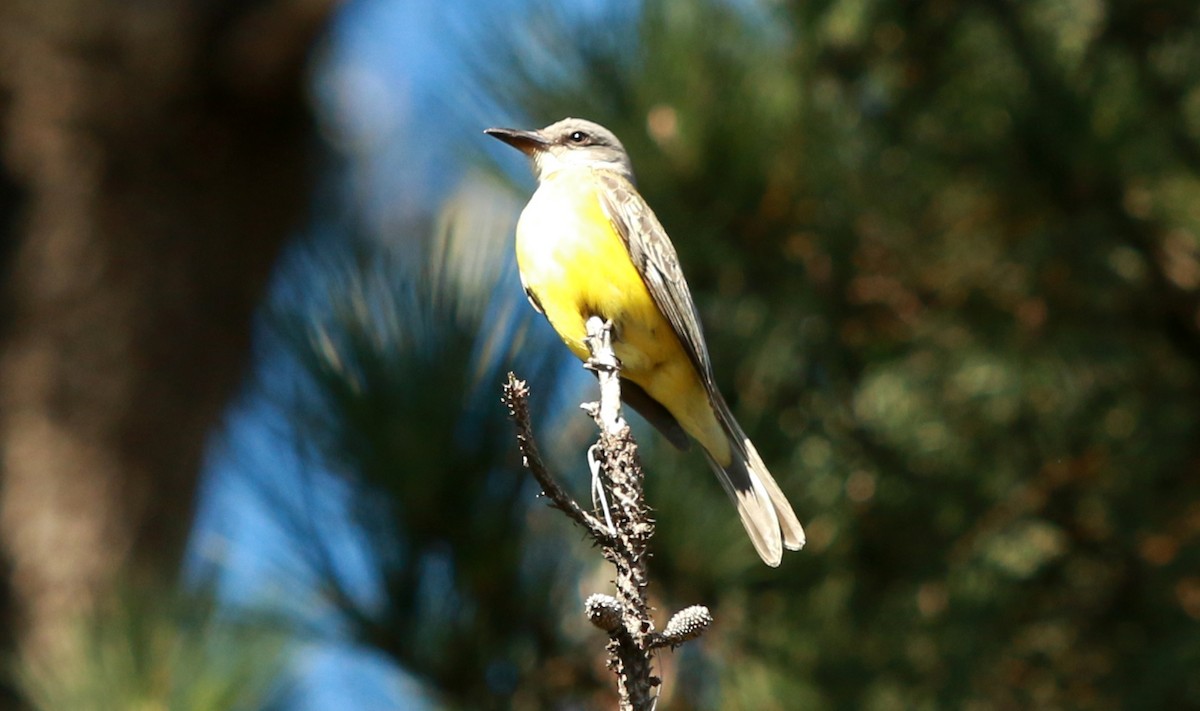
[703,394,805,567]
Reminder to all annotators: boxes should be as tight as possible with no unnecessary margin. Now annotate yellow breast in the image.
[514,168,726,458]
[515,171,661,365]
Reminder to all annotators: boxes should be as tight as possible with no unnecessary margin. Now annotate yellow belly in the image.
[514,169,726,459]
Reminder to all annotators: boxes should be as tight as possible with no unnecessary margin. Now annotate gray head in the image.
[485,118,634,182]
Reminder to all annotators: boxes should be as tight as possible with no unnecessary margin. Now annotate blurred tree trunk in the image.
[0,0,334,703]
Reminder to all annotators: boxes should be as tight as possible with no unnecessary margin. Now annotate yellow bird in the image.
[486,118,804,566]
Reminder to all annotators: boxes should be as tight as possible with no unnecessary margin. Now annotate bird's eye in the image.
[568,131,589,144]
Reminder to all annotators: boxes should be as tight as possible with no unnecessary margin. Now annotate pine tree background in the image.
[2,0,1199,709]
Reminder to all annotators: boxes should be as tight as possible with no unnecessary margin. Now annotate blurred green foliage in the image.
[272,0,1200,709]
[262,177,613,709]
[17,588,289,711]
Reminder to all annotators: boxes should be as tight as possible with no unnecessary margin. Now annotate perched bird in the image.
[486,118,804,566]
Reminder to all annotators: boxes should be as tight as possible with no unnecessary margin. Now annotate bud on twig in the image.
[653,605,713,649]
[585,593,624,633]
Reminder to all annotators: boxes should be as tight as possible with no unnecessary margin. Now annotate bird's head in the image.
[485,118,634,183]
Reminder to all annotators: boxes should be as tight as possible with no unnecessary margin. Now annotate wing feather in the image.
[595,171,716,388]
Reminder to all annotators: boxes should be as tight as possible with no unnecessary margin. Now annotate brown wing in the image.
[595,171,716,389]
[597,173,804,563]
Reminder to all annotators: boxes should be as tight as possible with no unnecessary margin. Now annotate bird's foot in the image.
[583,317,620,375]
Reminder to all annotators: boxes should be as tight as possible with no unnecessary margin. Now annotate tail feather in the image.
[707,396,805,566]
[740,433,806,551]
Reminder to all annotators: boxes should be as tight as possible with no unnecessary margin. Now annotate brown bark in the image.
[0,0,336,690]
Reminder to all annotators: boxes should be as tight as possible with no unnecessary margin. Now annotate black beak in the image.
[484,127,549,155]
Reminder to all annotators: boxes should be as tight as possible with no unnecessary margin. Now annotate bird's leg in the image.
[583,316,620,371]
[583,316,625,434]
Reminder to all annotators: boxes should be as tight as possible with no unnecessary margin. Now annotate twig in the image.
[502,375,611,542]
[503,317,712,711]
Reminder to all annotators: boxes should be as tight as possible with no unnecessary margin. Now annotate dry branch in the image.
[503,317,712,711]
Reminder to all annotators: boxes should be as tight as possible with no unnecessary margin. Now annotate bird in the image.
[485,117,804,566]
